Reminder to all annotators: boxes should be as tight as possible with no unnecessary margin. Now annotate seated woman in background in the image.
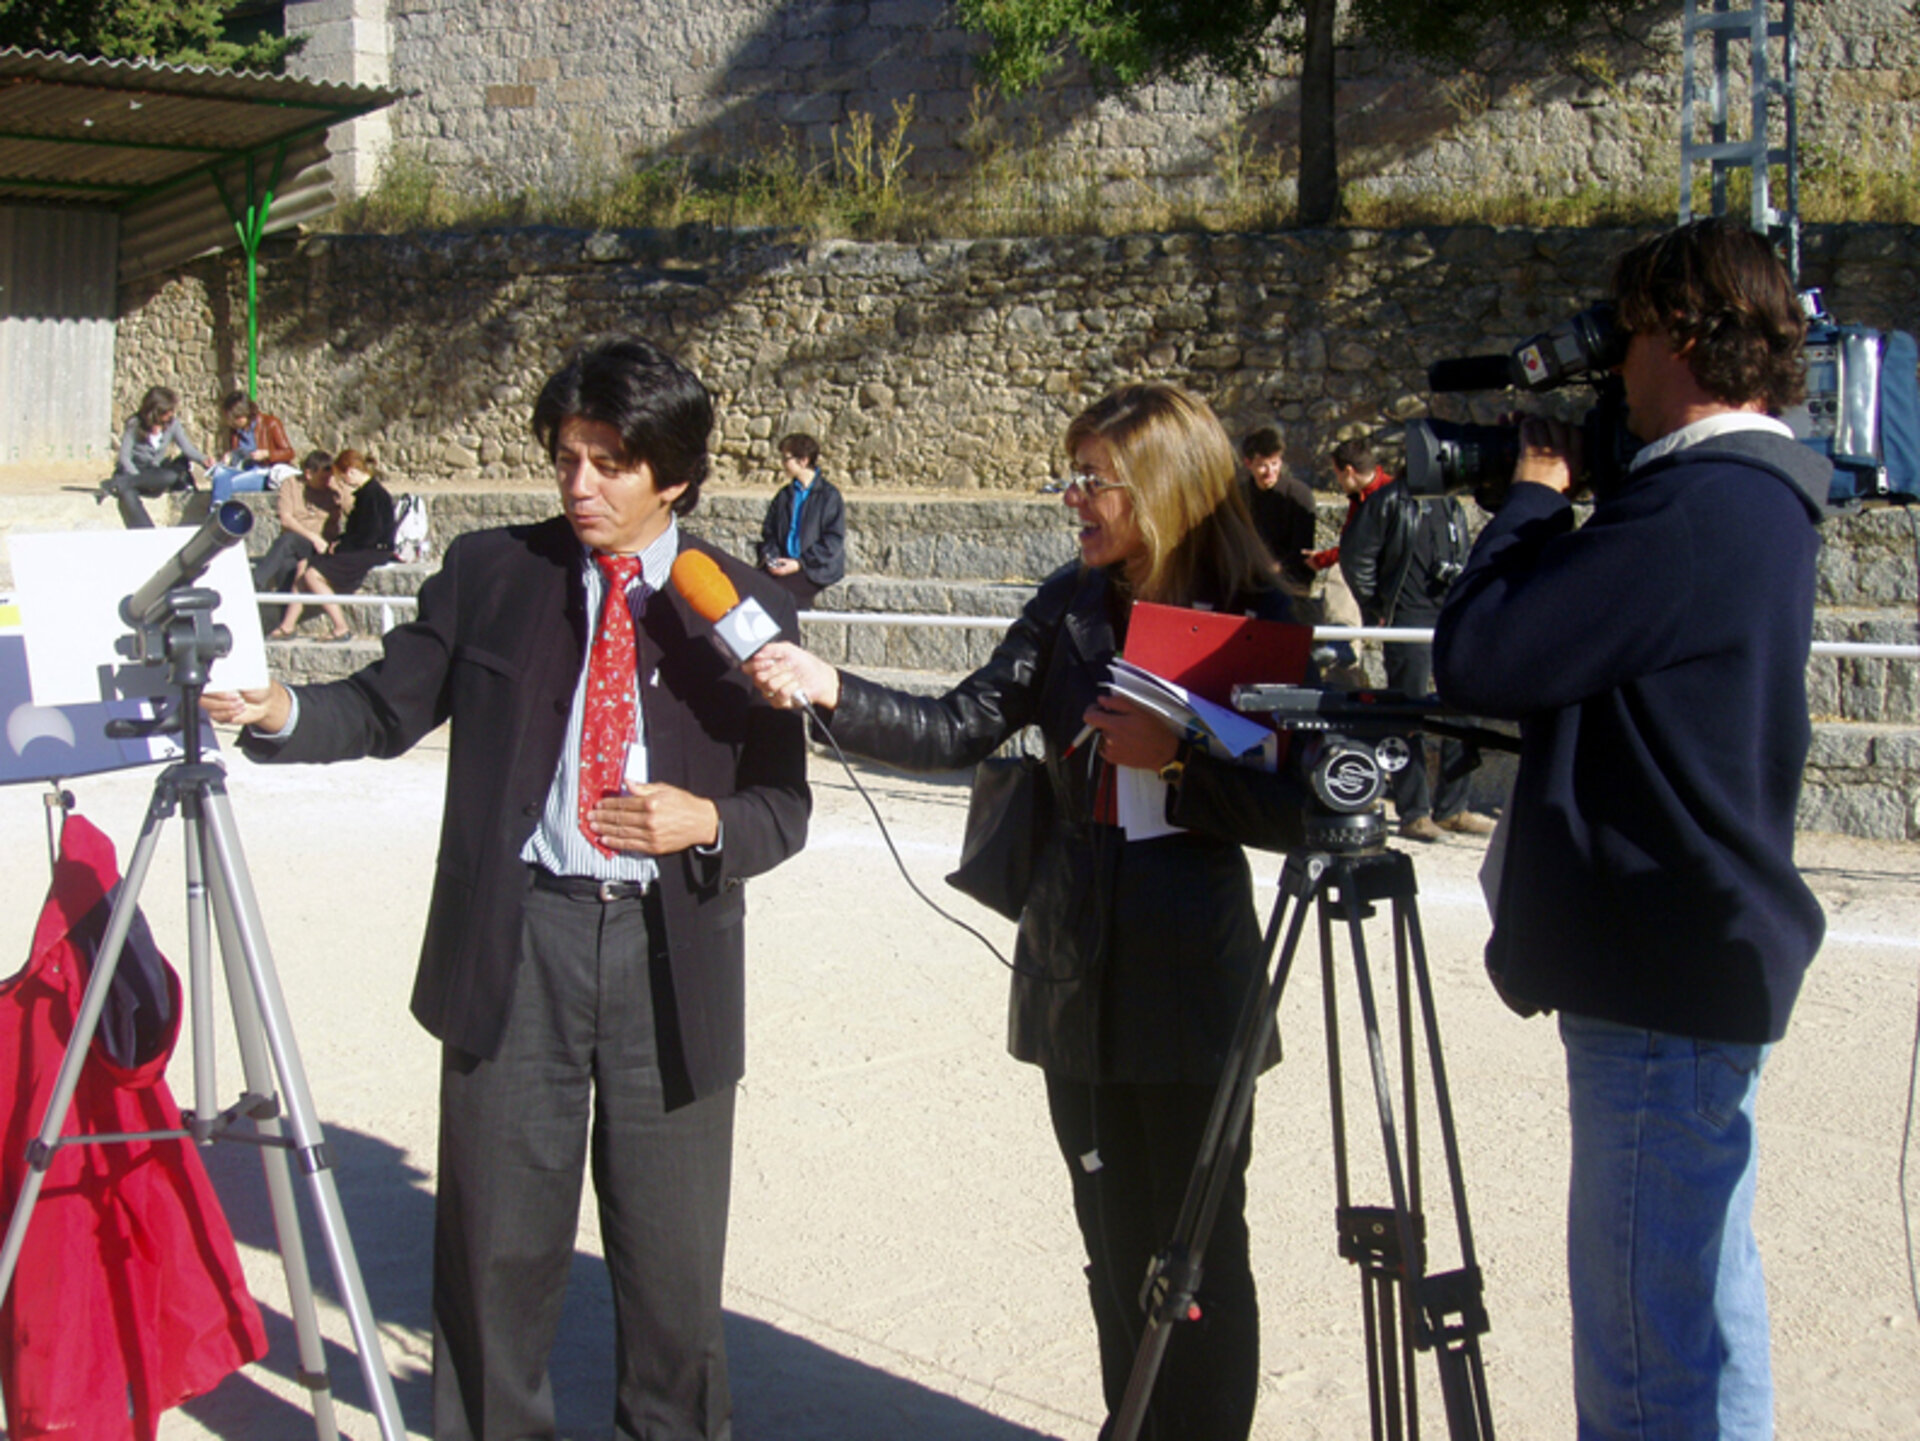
[101,385,210,529]
[269,449,396,641]
[253,450,342,623]
[208,390,296,504]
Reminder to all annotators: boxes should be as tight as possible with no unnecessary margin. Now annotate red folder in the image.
[1122,601,1313,711]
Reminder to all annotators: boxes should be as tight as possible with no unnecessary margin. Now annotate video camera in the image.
[1404,302,1638,511]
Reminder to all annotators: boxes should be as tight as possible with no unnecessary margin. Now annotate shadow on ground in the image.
[182,1122,1058,1440]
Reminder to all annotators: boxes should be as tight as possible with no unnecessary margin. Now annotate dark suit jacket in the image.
[241,516,810,1108]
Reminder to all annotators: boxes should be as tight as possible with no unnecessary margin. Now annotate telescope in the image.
[120,501,253,628]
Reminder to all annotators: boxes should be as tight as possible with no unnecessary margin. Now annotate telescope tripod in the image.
[1114,839,1495,1441]
[0,640,402,1437]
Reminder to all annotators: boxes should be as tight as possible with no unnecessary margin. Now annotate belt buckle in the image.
[597,879,624,903]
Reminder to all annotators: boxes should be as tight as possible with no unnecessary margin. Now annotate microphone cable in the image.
[790,691,1070,984]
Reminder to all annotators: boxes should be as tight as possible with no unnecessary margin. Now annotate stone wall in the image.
[113,222,1920,494]
[282,0,1920,214]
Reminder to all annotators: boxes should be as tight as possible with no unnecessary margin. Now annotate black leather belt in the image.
[530,868,654,903]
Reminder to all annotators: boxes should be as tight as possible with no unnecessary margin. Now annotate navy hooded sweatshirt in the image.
[1433,425,1827,1044]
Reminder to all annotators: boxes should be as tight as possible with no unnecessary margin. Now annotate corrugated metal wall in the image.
[0,206,117,468]
[119,134,337,285]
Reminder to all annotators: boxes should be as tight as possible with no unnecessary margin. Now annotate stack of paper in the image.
[1103,600,1312,840]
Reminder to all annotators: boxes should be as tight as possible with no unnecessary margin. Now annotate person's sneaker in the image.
[1438,810,1498,836]
[1399,815,1444,843]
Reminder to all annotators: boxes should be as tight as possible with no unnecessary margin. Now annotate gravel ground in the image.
[0,737,1915,1440]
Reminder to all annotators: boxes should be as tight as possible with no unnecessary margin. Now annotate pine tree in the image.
[0,0,297,73]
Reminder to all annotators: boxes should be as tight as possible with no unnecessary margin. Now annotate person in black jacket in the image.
[204,338,809,1440]
[745,383,1306,1441]
[1238,426,1316,589]
[1433,219,1828,1440]
[1335,438,1491,841]
[756,432,846,607]
[1242,426,1364,687]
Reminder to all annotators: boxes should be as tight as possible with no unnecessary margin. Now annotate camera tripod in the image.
[1113,818,1495,1441]
[0,582,403,1440]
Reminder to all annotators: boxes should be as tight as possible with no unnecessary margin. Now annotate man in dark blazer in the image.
[207,338,809,1440]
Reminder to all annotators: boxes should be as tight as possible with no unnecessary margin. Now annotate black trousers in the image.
[103,458,192,530]
[434,885,735,1441]
[762,567,823,611]
[252,530,317,596]
[1046,1075,1259,1441]
[1382,633,1472,823]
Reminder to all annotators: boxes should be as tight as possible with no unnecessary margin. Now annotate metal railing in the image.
[261,594,1920,661]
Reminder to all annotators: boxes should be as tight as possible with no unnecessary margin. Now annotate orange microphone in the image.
[669,550,782,662]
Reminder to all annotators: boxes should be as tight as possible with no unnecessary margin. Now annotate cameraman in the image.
[1432,218,1829,1439]
[1336,438,1489,840]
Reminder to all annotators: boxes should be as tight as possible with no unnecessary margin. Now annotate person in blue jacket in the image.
[755,432,846,608]
[1433,218,1828,1441]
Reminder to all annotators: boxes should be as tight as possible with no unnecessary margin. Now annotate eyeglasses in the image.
[1042,468,1127,499]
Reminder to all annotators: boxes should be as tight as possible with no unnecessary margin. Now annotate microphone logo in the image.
[670,550,782,664]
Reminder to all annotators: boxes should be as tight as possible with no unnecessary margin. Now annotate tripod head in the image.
[108,502,254,747]
[1232,683,1521,856]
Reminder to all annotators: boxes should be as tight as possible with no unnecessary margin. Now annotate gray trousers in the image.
[433,884,735,1441]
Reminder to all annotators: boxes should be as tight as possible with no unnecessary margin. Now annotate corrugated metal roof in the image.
[0,49,403,281]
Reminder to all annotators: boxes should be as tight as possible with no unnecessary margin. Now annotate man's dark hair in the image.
[1240,425,1283,462]
[779,432,821,467]
[1330,438,1376,474]
[302,449,333,476]
[531,337,713,516]
[1612,217,1807,412]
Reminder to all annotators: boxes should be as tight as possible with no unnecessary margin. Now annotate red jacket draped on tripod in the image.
[0,813,265,1440]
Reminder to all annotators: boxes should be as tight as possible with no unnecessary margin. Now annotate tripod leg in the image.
[208,859,343,1441]
[1398,897,1498,1440]
[200,787,405,1440]
[1328,859,1433,1440]
[0,787,176,1303]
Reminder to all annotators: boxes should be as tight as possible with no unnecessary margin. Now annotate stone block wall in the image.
[282,0,1919,218]
[112,222,1920,497]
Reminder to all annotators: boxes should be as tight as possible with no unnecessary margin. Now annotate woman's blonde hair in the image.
[1063,382,1273,605]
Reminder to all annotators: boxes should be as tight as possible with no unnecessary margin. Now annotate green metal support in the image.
[210,141,289,400]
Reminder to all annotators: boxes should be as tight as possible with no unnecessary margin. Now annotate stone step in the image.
[1809,607,1919,724]
[236,490,1083,586]
[816,576,1039,618]
[1802,722,1920,839]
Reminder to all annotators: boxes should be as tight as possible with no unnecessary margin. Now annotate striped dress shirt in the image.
[520,520,682,884]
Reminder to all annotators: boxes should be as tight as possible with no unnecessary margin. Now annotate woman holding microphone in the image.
[745,382,1304,1441]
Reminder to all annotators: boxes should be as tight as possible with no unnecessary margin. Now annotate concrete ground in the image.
[0,737,1914,1439]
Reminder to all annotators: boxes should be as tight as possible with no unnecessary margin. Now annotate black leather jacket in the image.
[825,562,1306,1083]
[1341,477,1469,625]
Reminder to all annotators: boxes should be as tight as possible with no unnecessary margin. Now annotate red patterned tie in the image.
[578,553,644,856]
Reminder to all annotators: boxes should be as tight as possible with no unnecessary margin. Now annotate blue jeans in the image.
[209,464,272,504]
[1560,1012,1773,1440]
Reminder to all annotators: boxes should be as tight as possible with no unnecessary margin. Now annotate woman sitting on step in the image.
[100,385,211,529]
[208,390,297,505]
[268,449,397,642]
